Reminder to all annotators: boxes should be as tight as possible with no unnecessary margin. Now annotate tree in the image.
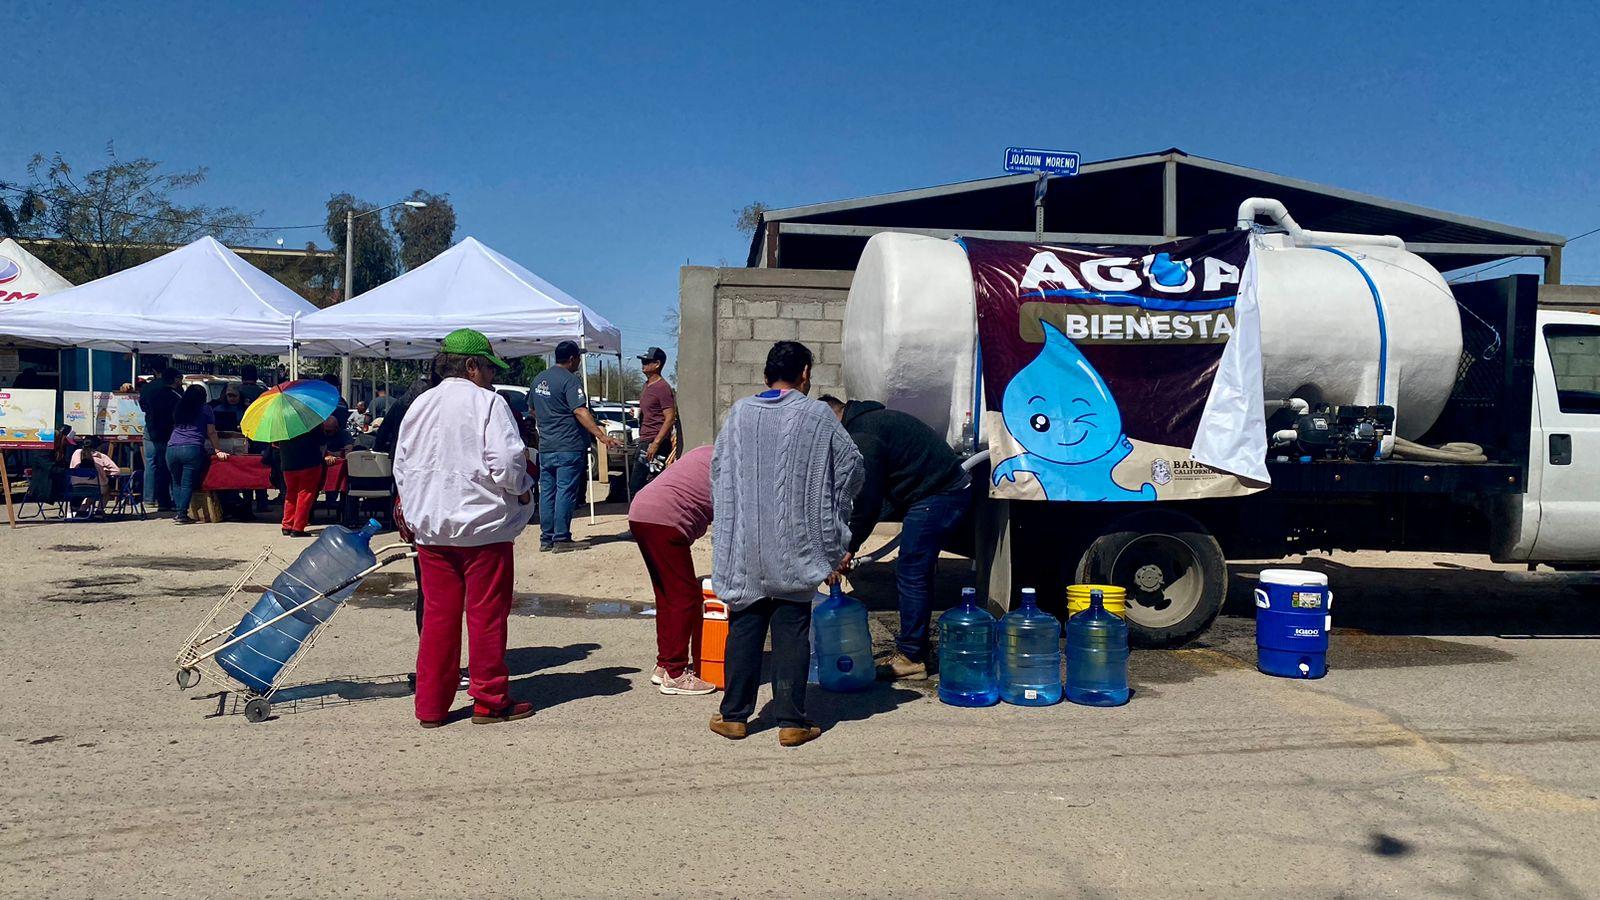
[18,144,257,282]
[325,193,398,298]
[503,354,547,386]
[735,201,769,237]
[391,190,457,271]
[0,185,44,238]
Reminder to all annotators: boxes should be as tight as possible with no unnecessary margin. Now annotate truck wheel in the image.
[1074,510,1227,648]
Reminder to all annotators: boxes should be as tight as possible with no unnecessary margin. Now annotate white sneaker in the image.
[659,670,717,696]
[458,674,470,692]
[650,665,666,685]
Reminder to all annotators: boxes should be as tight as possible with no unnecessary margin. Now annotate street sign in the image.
[1004,147,1080,176]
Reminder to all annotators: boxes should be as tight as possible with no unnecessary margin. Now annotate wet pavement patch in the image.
[48,544,100,553]
[344,584,654,618]
[104,555,244,572]
[28,735,62,745]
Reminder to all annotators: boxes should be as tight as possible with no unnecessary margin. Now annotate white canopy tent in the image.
[0,238,76,353]
[297,236,628,519]
[0,236,317,356]
[294,236,621,359]
[0,237,74,302]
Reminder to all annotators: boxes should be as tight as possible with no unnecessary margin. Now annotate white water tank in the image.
[841,229,1463,442]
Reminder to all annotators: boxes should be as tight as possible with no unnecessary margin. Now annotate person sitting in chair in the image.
[68,435,121,519]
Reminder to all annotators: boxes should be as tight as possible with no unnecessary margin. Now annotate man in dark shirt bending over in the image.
[823,396,971,683]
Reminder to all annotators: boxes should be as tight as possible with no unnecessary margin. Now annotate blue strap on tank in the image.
[1314,246,1388,405]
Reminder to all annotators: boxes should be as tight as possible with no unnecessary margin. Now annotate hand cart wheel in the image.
[176,668,201,689]
[243,698,272,723]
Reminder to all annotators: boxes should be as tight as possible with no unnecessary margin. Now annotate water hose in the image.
[1390,437,1487,464]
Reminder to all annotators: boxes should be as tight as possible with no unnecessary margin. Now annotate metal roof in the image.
[749,149,1566,274]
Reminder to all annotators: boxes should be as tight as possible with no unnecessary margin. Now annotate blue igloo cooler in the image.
[1254,569,1331,678]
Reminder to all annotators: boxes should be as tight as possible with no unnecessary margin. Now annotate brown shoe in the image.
[709,714,748,740]
[778,725,822,748]
[876,652,928,681]
[418,718,447,729]
[471,701,535,724]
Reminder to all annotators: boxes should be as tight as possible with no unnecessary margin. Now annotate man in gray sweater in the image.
[710,341,864,748]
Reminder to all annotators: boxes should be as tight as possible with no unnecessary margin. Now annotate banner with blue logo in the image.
[964,232,1268,502]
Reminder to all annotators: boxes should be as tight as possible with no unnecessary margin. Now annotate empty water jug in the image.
[1066,589,1130,707]
[217,520,382,693]
[813,584,874,692]
[1000,587,1063,706]
[938,588,1000,707]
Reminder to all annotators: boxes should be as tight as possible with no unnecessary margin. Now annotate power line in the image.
[0,183,326,233]
[1447,223,1600,283]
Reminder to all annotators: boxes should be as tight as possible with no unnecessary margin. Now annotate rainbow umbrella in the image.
[240,379,342,443]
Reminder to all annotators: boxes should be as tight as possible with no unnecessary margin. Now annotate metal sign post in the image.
[1004,147,1080,242]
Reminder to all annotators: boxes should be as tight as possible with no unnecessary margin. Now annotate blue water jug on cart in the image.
[813,584,874,692]
[1066,589,1130,707]
[217,520,382,693]
[938,588,1000,707]
[1000,588,1062,706]
[1254,569,1331,678]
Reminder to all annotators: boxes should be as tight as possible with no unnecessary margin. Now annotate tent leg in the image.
[290,346,300,382]
[618,351,633,502]
[581,337,595,524]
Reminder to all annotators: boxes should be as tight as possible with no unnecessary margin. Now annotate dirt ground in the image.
[2,503,1598,898]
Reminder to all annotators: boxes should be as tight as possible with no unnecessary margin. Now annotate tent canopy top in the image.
[294,236,621,359]
[0,236,317,355]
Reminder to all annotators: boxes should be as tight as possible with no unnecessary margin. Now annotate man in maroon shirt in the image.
[630,346,678,497]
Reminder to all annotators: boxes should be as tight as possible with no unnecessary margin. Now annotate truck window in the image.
[1545,324,1600,414]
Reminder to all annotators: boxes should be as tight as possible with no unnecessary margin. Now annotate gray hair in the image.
[431,353,492,382]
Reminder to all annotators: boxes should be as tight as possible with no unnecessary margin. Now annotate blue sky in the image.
[6,1,1598,360]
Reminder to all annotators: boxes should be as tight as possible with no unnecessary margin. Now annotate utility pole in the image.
[340,208,354,401]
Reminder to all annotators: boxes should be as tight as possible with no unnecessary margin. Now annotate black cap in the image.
[554,340,583,363]
[637,346,667,364]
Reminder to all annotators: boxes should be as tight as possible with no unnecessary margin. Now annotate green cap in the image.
[441,328,509,370]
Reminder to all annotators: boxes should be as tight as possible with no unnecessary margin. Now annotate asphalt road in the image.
[1,517,1597,899]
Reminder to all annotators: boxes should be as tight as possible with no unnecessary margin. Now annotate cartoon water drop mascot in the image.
[992,320,1156,501]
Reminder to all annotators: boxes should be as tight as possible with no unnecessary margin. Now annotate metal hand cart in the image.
[174,541,416,722]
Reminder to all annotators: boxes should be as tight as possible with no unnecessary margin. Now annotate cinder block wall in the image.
[678,266,855,449]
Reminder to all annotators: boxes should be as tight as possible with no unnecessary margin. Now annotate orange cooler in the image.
[695,578,730,689]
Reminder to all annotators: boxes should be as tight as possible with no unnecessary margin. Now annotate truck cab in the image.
[1500,308,1600,562]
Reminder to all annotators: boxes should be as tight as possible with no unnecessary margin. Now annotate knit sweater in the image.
[711,389,864,609]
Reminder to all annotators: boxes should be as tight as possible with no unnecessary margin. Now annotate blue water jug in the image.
[1254,569,1331,678]
[808,590,826,684]
[1000,587,1063,706]
[814,584,874,692]
[1066,589,1130,707]
[938,588,1000,707]
[217,520,382,693]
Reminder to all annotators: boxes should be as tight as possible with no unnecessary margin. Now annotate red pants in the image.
[415,542,515,721]
[281,466,322,531]
[630,521,702,678]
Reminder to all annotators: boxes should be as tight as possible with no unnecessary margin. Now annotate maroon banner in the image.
[966,233,1260,502]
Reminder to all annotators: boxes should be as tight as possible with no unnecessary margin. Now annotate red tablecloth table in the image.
[200,454,347,493]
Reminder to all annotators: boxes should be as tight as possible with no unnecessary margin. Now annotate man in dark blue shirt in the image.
[138,367,182,510]
[529,340,617,551]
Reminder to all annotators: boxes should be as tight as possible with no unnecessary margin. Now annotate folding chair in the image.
[341,450,395,529]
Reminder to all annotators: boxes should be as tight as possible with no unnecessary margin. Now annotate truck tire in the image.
[1074,510,1227,649]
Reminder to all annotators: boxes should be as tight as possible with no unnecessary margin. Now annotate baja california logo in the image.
[0,256,20,285]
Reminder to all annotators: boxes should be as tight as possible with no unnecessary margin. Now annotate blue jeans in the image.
[537,451,586,545]
[165,444,209,517]
[143,439,171,507]
[895,484,970,661]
